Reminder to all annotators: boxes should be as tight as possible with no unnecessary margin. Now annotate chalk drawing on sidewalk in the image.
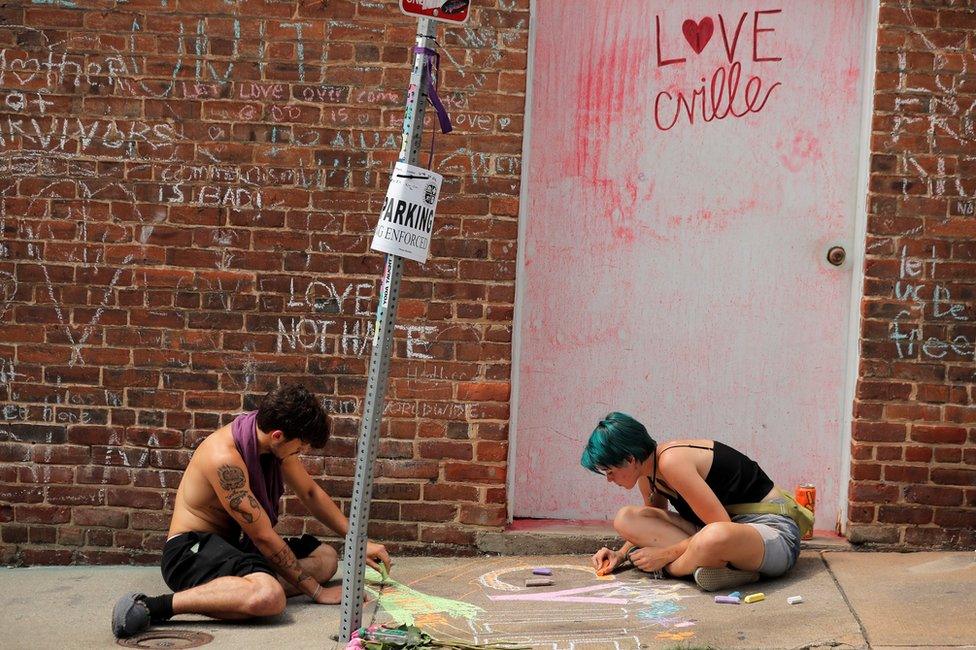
[470,563,698,647]
[365,566,483,626]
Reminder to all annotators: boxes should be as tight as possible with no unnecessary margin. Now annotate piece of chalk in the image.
[532,568,552,575]
[525,578,553,587]
[728,591,741,599]
[743,592,765,603]
[787,595,804,605]
[714,595,741,604]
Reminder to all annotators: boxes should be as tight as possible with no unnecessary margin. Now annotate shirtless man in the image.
[112,384,391,638]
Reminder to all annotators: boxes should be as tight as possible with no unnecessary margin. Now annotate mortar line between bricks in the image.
[821,550,872,649]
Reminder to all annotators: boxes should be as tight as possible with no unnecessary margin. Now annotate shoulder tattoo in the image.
[217,465,245,491]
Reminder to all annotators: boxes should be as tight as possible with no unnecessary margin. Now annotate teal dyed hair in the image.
[580,412,656,473]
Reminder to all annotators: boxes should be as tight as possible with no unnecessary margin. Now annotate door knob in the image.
[827,246,846,266]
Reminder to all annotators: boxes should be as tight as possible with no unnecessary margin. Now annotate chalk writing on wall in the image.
[889,246,973,360]
[1,0,523,439]
[653,10,783,131]
[883,1,975,362]
[887,1,975,203]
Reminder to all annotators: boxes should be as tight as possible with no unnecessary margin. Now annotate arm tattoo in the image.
[268,544,313,583]
[228,491,260,523]
[217,465,245,491]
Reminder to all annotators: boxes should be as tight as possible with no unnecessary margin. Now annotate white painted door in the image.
[513,1,872,530]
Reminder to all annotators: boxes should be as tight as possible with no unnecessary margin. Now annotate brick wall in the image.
[0,0,528,564]
[3,0,975,566]
[852,0,976,548]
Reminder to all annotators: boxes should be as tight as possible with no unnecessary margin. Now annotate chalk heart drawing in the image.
[7,56,35,84]
[682,17,714,54]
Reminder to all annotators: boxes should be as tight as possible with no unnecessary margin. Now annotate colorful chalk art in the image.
[364,560,700,649]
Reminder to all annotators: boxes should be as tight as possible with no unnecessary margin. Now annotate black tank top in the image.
[651,441,774,528]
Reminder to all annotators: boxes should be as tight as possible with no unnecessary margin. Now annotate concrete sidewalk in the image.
[1,551,973,649]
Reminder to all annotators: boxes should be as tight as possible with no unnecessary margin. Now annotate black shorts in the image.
[161,532,323,593]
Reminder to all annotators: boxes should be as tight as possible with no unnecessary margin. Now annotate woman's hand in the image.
[629,547,672,573]
[591,547,625,576]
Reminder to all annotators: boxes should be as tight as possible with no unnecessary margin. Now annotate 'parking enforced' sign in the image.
[370,162,442,264]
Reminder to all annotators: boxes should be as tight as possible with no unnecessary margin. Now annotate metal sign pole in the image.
[338,16,438,642]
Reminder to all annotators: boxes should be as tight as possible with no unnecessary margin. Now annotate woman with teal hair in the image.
[581,412,804,591]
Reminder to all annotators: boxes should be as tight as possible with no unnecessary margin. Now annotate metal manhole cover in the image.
[117,629,213,648]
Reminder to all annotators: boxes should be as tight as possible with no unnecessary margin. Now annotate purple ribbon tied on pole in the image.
[413,46,453,134]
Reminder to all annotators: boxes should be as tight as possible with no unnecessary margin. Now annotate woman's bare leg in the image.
[614,506,694,548]
[666,522,766,576]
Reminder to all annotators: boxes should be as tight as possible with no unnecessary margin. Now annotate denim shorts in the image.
[732,505,801,576]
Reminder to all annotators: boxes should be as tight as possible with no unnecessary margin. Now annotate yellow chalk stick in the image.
[743,592,765,603]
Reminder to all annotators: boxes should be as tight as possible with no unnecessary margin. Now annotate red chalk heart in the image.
[682,17,714,54]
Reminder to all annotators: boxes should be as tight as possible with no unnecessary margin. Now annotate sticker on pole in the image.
[399,0,471,25]
[371,162,442,264]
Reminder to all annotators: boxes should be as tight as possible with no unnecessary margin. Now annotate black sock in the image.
[142,594,174,622]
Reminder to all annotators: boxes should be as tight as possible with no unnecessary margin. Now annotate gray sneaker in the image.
[693,566,760,592]
[112,592,151,638]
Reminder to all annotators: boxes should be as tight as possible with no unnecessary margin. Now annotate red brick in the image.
[424,483,479,502]
[878,506,932,525]
[848,505,876,523]
[106,488,164,510]
[444,463,506,483]
[32,445,90,465]
[905,485,963,506]
[904,445,933,462]
[477,441,508,462]
[367,521,418,542]
[852,421,907,442]
[883,403,942,421]
[851,462,882,480]
[16,505,71,524]
[883,465,929,483]
[2,524,28,543]
[371,482,420,501]
[0,484,43,503]
[58,526,87,546]
[850,482,899,503]
[459,504,505,527]
[911,425,967,444]
[20,548,74,565]
[400,503,457,523]
[457,381,511,402]
[931,469,976,486]
[17,465,75,484]
[419,441,473,461]
[131,511,171,531]
[76,466,132,485]
[47,486,106,510]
